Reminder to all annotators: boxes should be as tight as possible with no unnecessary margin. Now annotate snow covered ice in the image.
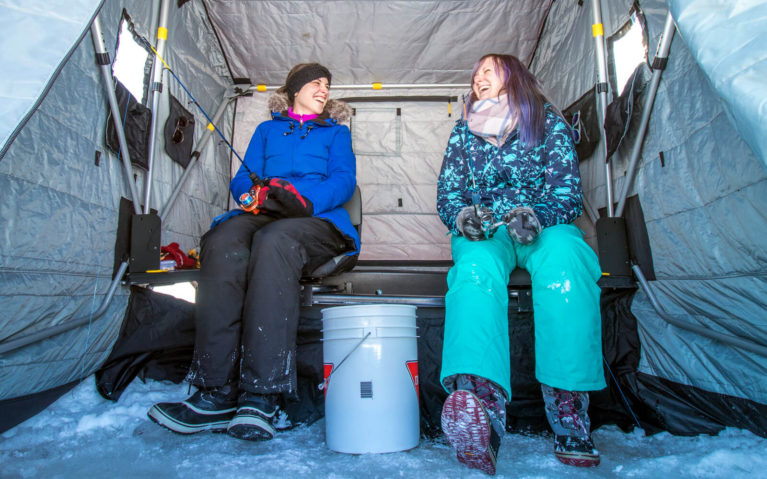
[2,377,766,478]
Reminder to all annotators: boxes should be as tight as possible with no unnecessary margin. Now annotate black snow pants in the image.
[188,213,352,394]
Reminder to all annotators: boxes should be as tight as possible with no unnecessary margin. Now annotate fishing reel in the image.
[474,205,510,239]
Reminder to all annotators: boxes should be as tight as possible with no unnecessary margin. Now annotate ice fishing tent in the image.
[1,0,766,438]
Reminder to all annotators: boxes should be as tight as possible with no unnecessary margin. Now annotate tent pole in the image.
[149,0,160,43]
[143,0,172,214]
[246,83,470,92]
[90,17,142,216]
[0,262,129,355]
[159,95,232,222]
[615,12,676,218]
[591,0,614,217]
[632,265,767,357]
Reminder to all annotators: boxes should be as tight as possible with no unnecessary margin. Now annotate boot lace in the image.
[468,376,506,433]
[553,389,589,437]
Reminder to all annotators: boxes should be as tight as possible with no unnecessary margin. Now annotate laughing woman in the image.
[148,63,358,441]
[436,54,606,474]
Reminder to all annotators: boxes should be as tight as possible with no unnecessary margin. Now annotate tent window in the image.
[607,6,648,96]
[112,12,151,104]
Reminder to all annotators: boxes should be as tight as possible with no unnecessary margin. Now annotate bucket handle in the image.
[318,331,371,391]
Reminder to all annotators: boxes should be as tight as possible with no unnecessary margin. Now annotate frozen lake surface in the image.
[2,377,766,478]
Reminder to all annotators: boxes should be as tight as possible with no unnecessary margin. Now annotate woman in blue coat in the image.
[149,63,358,441]
[437,54,605,474]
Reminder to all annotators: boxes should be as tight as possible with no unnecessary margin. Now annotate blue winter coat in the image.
[437,107,583,235]
[226,110,359,253]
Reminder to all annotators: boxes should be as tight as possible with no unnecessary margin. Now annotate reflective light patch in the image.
[546,280,572,294]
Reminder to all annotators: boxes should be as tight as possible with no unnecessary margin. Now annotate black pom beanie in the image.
[285,63,332,99]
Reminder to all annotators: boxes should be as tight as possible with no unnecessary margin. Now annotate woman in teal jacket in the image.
[437,54,605,474]
[149,63,358,442]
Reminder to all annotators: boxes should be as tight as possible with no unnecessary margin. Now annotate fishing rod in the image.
[136,34,262,187]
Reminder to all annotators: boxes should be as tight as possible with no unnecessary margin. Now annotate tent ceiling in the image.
[203,0,552,85]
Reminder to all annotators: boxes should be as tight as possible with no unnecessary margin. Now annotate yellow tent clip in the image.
[372,82,383,90]
[592,23,604,37]
[256,84,267,92]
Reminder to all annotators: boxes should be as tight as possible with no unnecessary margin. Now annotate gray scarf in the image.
[467,94,517,147]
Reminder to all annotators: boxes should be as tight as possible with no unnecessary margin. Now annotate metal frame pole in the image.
[159,95,233,222]
[591,0,614,217]
[0,262,129,355]
[143,0,172,214]
[615,12,676,218]
[246,83,470,92]
[90,16,142,215]
[632,265,767,357]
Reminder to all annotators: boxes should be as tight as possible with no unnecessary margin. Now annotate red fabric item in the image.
[160,242,196,269]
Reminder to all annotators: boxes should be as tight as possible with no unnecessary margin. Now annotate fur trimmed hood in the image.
[267,91,352,124]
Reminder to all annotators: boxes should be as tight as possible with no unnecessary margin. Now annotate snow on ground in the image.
[2,377,766,479]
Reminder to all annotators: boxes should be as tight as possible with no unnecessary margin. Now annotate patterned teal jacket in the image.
[437,107,583,235]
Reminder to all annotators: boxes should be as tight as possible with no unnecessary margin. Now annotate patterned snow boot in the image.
[441,375,507,475]
[541,384,600,467]
[147,385,238,434]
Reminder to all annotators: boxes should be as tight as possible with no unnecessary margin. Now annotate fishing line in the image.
[136,34,259,182]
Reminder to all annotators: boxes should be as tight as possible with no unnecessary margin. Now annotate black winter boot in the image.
[541,384,600,467]
[227,392,279,441]
[147,385,238,434]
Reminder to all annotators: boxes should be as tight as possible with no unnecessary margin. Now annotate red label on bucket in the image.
[323,363,334,398]
[406,360,419,399]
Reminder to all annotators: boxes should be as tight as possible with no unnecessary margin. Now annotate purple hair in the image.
[466,54,548,148]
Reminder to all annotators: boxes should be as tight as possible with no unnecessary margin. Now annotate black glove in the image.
[503,207,541,245]
[456,206,493,241]
[257,178,314,218]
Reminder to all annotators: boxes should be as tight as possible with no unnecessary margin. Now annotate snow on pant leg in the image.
[440,233,516,399]
[189,213,275,388]
[239,217,350,395]
[515,224,606,392]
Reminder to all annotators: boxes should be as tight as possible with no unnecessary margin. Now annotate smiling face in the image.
[472,57,506,101]
[292,77,330,115]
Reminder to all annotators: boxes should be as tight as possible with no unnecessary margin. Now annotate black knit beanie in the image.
[285,63,332,99]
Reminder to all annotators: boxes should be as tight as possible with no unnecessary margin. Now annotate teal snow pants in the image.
[440,223,606,399]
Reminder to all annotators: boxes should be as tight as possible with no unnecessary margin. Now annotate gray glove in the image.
[503,207,542,245]
[456,206,493,241]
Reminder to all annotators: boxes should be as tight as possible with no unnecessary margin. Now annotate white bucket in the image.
[321,304,420,454]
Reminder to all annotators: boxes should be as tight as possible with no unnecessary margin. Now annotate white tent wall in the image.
[233,90,461,261]
[0,0,232,400]
[533,0,767,405]
[203,0,552,85]
[669,0,767,168]
[531,0,633,109]
[0,1,103,157]
[623,2,767,403]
